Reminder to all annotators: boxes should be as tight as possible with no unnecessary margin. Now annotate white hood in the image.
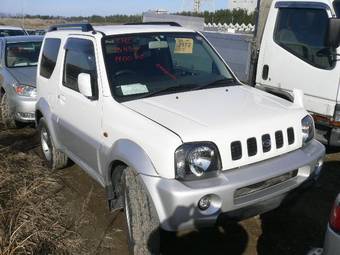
[123,86,308,170]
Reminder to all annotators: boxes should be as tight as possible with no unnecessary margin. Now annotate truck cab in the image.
[255,0,340,146]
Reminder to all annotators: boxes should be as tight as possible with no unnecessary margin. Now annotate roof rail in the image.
[125,22,182,27]
[48,23,94,32]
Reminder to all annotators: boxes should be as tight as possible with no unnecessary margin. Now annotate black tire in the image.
[122,167,160,255]
[38,117,68,170]
[1,93,17,129]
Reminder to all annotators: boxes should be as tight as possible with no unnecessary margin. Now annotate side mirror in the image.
[78,73,93,98]
[328,18,340,48]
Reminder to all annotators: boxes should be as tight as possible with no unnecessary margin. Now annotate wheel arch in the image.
[104,139,158,208]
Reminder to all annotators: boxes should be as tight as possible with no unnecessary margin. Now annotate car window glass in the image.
[6,41,42,68]
[274,8,335,69]
[0,29,26,37]
[103,33,234,102]
[334,1,340,16]
[40,38,61,78]
[63,38,98,97]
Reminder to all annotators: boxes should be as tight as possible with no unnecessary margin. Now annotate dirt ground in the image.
[0,125,339,255]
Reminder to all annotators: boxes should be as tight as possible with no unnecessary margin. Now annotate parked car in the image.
[0,26,28,37]
[309,194,340,255]
[0,36,43,128]
[35,23,325,254]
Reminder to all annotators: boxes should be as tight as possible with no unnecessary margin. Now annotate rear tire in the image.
[1,93,17,129]
[122,167,160,255]
[38,117,68,170]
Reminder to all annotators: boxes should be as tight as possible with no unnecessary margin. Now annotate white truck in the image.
[35,23,325,254]
[250,0,340,146]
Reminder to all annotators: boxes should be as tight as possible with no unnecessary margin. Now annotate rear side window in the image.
[63,38,97,96]
[40,38,61,79]
[274,8,335,69]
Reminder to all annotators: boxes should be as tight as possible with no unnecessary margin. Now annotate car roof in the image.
[0,25,25,30]
[1,35,44,43]
[46,24,195,37]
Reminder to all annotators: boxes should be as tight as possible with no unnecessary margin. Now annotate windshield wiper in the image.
[192,78,238,91]
[136,84,196,100]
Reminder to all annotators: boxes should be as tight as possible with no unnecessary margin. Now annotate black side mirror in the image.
[328,18,340,48]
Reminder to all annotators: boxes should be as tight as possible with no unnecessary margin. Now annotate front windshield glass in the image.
[103,32,237,102]
[6,41,42,68]
[0,29,26,37]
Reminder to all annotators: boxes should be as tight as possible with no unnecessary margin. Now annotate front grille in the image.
[230,128,296,161]
[275,131,284,149]
[287,127,295,145]
[231,141,242,160]
[262,134,271,153]
[234,170,298,200]
[247,138,257,157]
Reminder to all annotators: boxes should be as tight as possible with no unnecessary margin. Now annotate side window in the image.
[40,38,61,78]
[63,38,98,97]
[274,8,334,69]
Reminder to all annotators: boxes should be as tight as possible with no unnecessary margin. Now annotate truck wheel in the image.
[123,167,160,255]
[38,118,68,170]
[1,93,17,129]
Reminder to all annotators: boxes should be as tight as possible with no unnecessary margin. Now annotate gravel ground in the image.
[0,125,339,255]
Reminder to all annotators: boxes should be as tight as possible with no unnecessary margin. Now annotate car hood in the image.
[123,86,307,170]
[8,66,37,87]
[123,86,304,141]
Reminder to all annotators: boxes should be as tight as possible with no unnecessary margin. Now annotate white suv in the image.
[35,23,325,254]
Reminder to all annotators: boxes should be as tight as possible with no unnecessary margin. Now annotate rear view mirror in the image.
[328,18,340,48]
[78,73,93,98]
[149,41,168,49]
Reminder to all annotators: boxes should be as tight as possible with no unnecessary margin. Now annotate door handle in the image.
[262,65,269,80]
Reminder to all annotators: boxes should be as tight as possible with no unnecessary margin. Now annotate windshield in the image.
[102,32,236,102]
[6,41,42,68]
[0,29,26,37]
[334,1,340,17]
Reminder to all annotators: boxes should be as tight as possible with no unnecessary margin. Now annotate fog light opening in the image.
[198,195,211,211]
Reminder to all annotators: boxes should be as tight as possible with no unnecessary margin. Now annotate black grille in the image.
[262,134,271,153]
[247,138,257,157]
[287,127,295,145]
[231,141,242,160]
[275,131,284,149]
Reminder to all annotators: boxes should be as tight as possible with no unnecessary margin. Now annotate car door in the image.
[256,2,340,117]
[56,37,102,176]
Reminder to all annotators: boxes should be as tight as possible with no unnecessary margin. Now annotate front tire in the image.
[122,167,160,255]
[38,117,68,170]
[1,93,17,128]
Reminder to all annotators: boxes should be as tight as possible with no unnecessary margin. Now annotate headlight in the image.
[301,115,314,144]
[175,142,222,180]
[14,84,36,97]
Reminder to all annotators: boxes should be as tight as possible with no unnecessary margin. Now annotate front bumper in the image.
[141,140,325,231]
[9,94,36,122]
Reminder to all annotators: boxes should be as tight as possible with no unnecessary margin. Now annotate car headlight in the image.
[301,115,314,144]
[14,84,36,97]
[175,142,222,180]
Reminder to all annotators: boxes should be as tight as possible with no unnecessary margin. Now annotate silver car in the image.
[309,194,340,255]
[0,36,43,128]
